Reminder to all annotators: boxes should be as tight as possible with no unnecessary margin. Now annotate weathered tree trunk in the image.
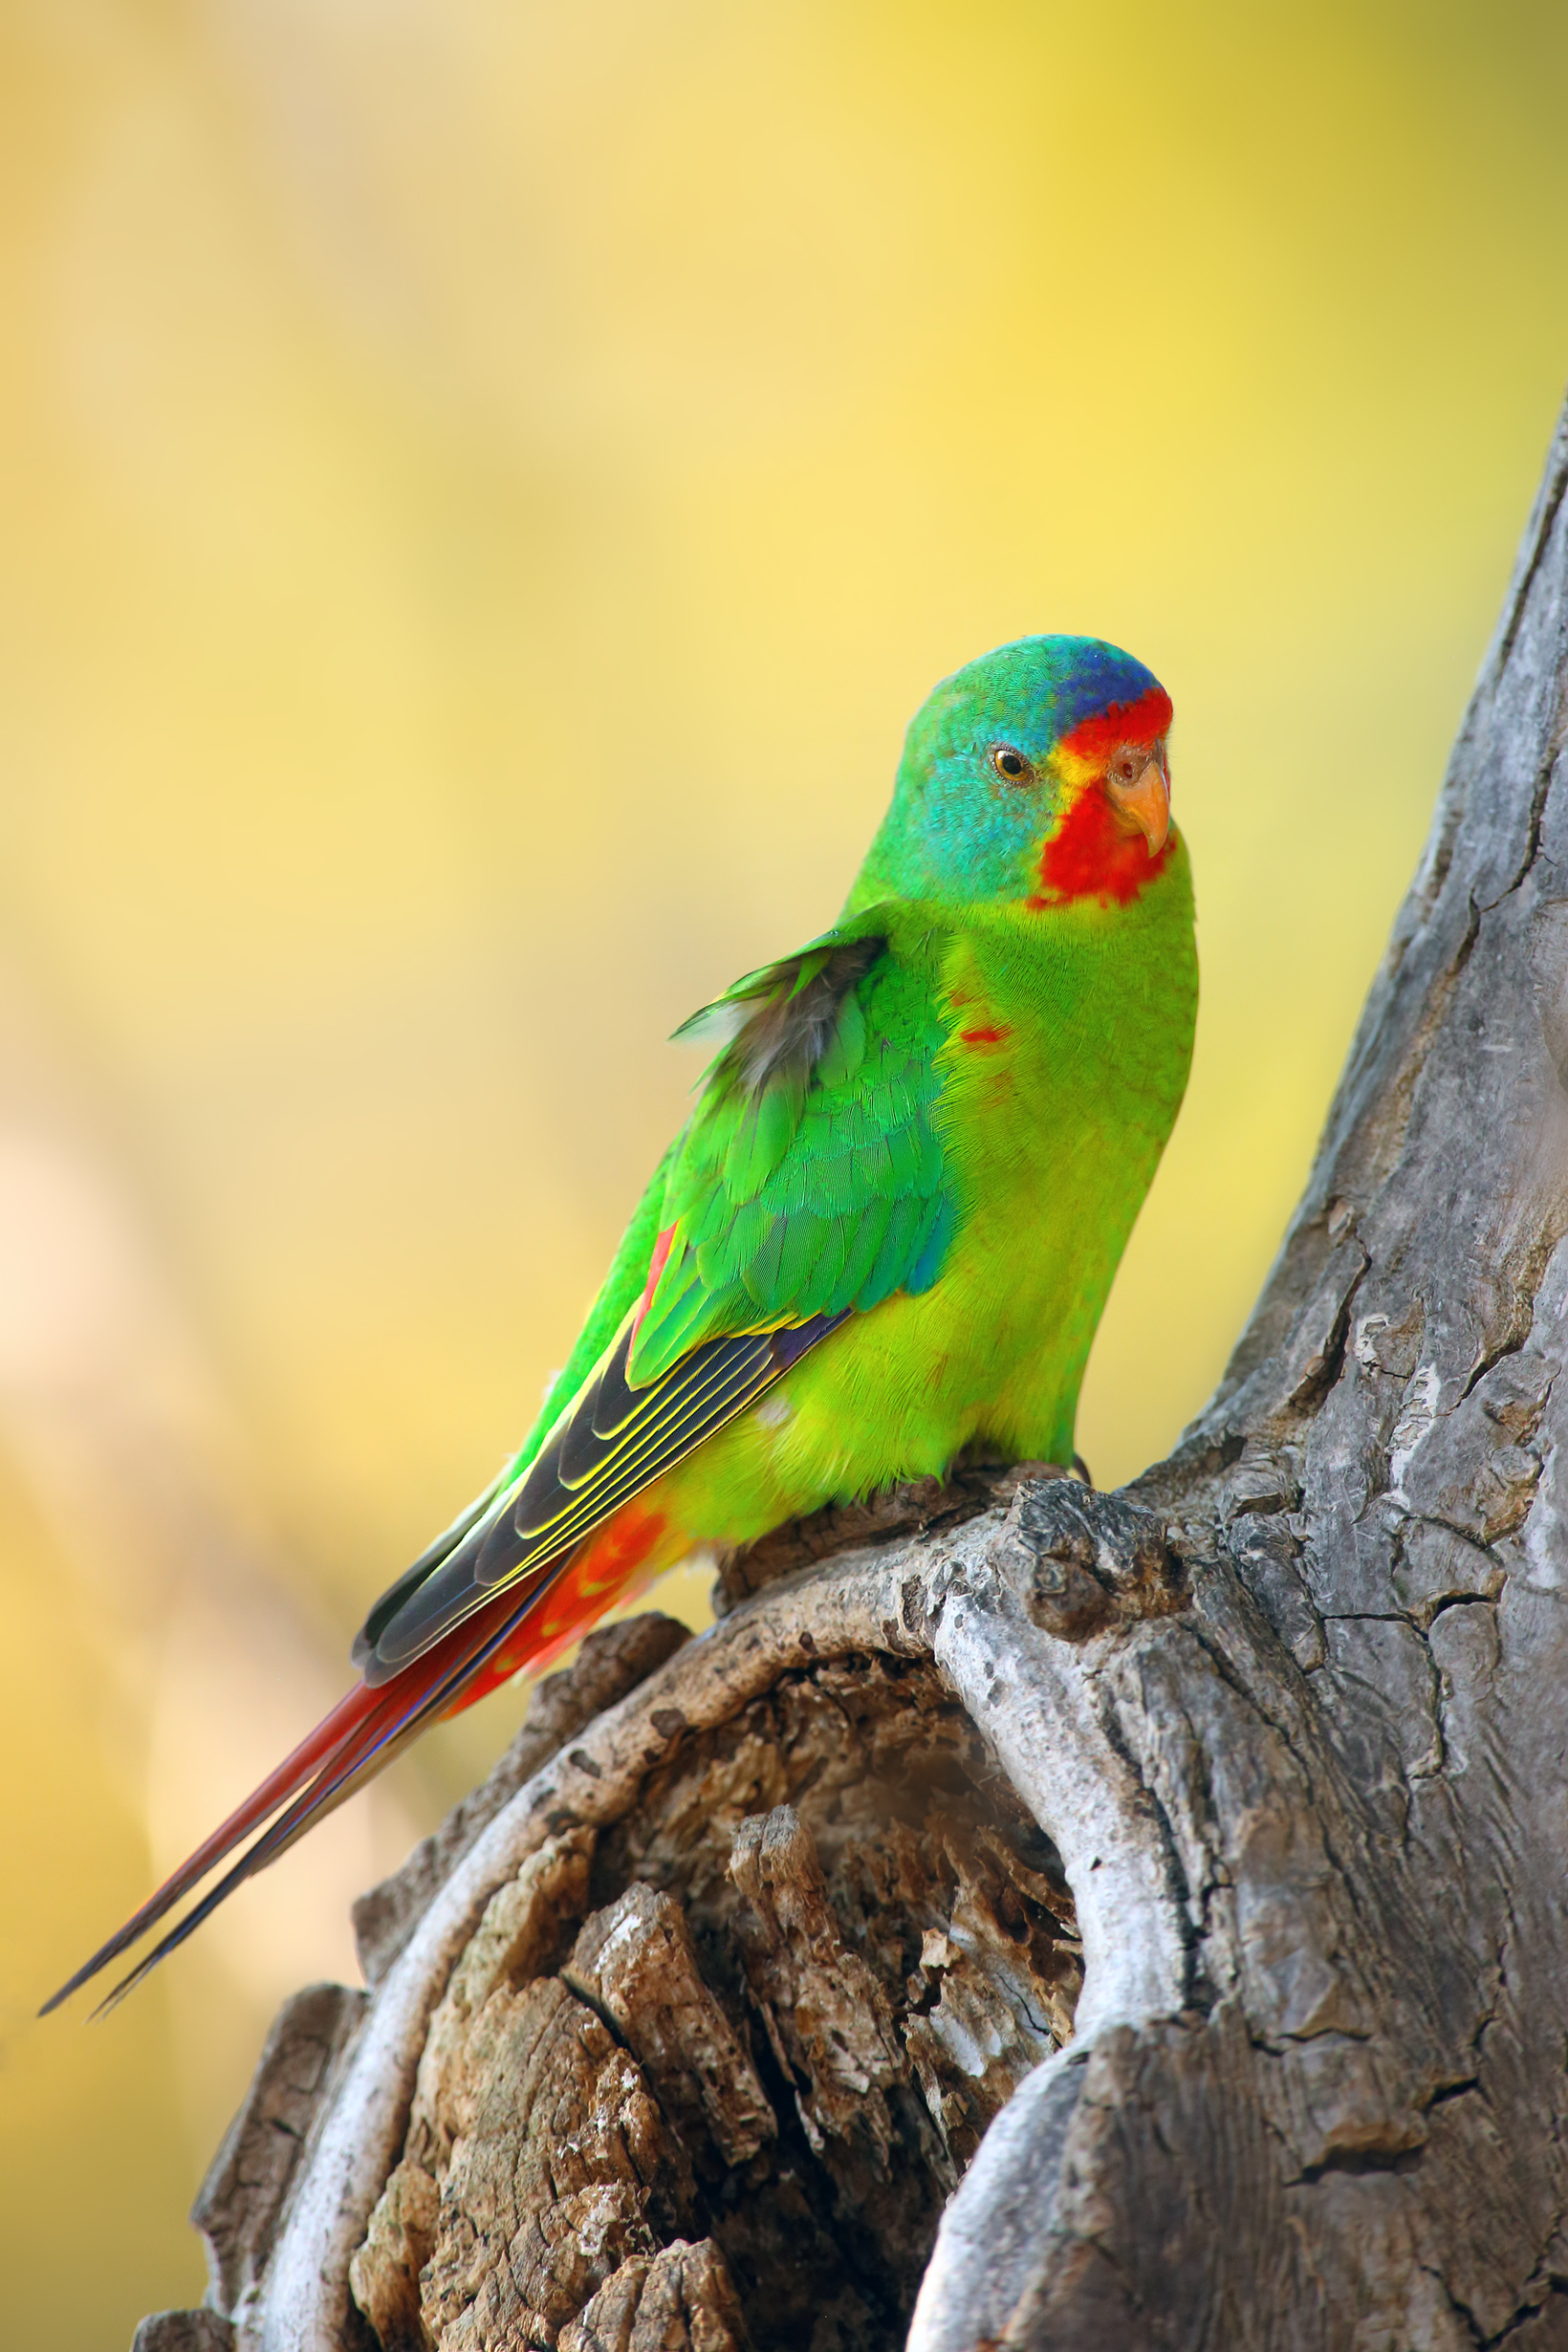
[135,389,1568,2352]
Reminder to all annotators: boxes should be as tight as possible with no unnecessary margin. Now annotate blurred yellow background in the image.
[1,1,1564,2341]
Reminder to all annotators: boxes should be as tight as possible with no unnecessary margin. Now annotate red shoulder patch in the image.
[633,1226,677,1337]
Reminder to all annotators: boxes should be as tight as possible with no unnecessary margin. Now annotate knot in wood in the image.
[988,1481,1181,1639]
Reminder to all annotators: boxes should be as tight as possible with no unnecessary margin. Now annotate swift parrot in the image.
[49,632,1197,2012]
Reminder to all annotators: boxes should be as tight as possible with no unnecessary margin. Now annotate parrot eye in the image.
[991,745,1034,783]
[1110,748,1144,785]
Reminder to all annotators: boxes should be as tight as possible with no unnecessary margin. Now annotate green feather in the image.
[858,1190,924,1310]
[724,1080,800,1198]
[826,1195,893,1315]
[774,1209,827,1301]
[813,989,865,1088]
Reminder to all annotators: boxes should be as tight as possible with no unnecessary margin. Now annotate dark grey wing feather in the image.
[349,1464,512,1672]
[357,1309,845,1685]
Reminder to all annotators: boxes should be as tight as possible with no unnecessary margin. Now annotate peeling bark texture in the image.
[139,391,1568,2352]
[194,1981,368,2328]
[132,2316,237,2352]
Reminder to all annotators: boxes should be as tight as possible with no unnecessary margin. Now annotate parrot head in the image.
[850,635,1176,914]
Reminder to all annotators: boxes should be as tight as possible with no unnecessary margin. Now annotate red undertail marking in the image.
[442,1502,671,1711]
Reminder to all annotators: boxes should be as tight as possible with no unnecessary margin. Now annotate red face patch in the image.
[1029,786,1173,909]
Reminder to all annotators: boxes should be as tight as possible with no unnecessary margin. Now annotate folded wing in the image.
[354,912,958,1681]
[46,912,962,2010]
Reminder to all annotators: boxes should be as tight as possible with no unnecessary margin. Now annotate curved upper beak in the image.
[1106,754,1170,857]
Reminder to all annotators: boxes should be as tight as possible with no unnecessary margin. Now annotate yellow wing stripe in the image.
[492,1346,781,1565]
[363,1310,843,1681]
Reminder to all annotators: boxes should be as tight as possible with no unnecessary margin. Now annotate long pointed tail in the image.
[41,1562,562,2016]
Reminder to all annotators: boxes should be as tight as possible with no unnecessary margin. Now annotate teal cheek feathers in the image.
[847,699,1046,911]
[859,747,1046,906]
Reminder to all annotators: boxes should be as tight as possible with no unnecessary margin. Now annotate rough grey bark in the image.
[139,389,1568,2352]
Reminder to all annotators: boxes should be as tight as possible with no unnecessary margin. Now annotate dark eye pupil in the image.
[999,751,1024,775]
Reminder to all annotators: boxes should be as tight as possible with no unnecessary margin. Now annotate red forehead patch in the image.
[1057,685,1173,770]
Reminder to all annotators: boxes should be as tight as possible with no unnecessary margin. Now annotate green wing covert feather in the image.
[631,916,958,1382]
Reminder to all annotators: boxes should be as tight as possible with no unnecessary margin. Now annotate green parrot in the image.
[50,631,1196,2011]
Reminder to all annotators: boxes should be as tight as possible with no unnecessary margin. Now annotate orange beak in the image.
[1105,754,1170,856]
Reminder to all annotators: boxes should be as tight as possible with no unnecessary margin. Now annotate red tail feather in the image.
[44,1496,679,2013]
[41,1570,561,2014]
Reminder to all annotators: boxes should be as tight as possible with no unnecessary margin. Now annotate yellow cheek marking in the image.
[1053,745,1101,791]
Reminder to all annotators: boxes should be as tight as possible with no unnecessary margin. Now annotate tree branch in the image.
[142,386,1568,2352]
